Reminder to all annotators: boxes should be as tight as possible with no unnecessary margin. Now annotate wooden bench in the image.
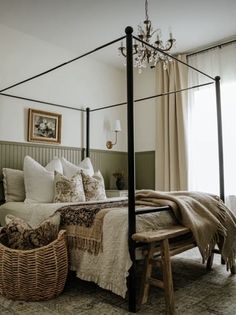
[132,225,196,315]
[132,225,236,314]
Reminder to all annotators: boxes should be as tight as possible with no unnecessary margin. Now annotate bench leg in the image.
[230,265,236,275]
[160,239,175,315]
[206,252,214,270]
[139,243,155,305]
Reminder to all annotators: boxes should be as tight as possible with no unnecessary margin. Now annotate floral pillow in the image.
[81,170,107,201]
[2,213,60,250]
[53,171,86,203]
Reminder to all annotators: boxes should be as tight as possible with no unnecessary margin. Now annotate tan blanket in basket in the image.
[57,199,128,254]
[136,190,236,268]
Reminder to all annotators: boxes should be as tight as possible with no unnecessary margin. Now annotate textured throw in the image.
[57,200,128,254]
[136,190,236,269]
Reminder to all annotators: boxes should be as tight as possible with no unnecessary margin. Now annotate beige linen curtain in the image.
[155,54,188,191]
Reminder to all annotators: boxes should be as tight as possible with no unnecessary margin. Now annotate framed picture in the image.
[28,109,62,144]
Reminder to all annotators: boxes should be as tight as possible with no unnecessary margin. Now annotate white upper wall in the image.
[0,24,127,151]
[134,69,156,152]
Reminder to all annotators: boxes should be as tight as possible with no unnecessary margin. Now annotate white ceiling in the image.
[1,0,236,67]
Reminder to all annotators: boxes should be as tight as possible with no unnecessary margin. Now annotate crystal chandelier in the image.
[118,0,176,72]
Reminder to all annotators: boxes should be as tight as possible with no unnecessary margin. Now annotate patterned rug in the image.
[0,248,235,315]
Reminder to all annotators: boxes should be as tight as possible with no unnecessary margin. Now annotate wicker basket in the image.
[0,229,68,301]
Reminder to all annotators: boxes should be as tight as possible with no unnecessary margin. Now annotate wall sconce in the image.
[106,120,122,149]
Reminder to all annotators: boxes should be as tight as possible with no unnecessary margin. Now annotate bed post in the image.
[86,107,90,158]
[215,76,225,202]
[125,26,137,313]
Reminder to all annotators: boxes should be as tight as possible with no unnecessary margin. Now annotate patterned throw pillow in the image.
[81,170,107,201]
[2,213,60,250]
[53,171,86,203]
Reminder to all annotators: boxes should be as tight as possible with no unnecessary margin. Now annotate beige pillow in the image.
[3,213,61,250]
[53,171,86,203]
[2,168,25,202]
[81,170,106,201]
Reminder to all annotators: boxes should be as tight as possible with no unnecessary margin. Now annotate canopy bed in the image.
[0,26,232,314]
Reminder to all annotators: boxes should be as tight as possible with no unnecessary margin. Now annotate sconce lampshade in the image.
[114,120,121,132]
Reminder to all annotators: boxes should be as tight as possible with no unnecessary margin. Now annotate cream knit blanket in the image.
[136,190,236,269]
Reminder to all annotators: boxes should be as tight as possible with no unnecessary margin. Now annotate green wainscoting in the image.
[0,141,155,201]
[89,149,128,190]
[0,141,127,192]
[135,151,155,190]
[0,141,83,170]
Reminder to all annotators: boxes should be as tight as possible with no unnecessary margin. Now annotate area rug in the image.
[0,249,235,315]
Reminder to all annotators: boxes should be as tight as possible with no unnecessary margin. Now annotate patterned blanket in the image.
[57,200,128,254]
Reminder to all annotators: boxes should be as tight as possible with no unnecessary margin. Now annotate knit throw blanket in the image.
[57,200,128,255]
[136,190,236,269]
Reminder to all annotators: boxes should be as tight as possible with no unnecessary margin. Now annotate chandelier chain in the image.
[145,0,149,21]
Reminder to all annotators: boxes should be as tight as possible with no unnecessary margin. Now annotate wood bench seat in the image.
[132,225,196,315]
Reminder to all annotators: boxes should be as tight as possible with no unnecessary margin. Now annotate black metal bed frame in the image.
[0,26,224,313]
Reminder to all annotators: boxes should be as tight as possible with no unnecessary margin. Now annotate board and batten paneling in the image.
[0,141,155,201]
[90,149,128,190]
[0,141,83,170]
[135,151,155,190]
[0,141,128,197]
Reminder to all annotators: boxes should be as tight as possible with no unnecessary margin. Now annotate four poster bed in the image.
[0,26,235,314]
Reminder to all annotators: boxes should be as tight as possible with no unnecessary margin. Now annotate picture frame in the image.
[28,109,62,144]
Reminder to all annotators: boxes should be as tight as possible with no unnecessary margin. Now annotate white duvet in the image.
[0,198,177,297]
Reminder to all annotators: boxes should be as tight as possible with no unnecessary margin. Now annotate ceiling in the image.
[1,0,236,68]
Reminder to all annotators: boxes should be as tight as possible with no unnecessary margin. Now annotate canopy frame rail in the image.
[90,81,214,112]
[0,35,126,93]
[0,91,85,112]
[133,35,216,81]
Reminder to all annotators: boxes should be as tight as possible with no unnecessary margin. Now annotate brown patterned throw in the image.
[57,199,128,254]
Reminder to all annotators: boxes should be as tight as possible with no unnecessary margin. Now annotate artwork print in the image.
[28,109,61,144]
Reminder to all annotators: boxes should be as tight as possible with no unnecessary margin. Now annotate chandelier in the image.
[118,0,176,72]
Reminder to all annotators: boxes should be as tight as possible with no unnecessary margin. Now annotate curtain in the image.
[155,55,188,191]
[187,42,236,198]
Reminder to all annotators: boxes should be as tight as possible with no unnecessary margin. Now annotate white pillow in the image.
[24,156,63,203]
[60,157,94,178]
[2,168,25,202]
[45,157,63,174]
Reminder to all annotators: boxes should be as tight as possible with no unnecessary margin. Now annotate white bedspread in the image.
[0,199,177,297]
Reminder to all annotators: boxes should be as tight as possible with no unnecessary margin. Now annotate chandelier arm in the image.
[120,50,127,57]
[159,40,175,52]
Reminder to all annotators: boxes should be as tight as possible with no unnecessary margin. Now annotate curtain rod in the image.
[187,38,236,58]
